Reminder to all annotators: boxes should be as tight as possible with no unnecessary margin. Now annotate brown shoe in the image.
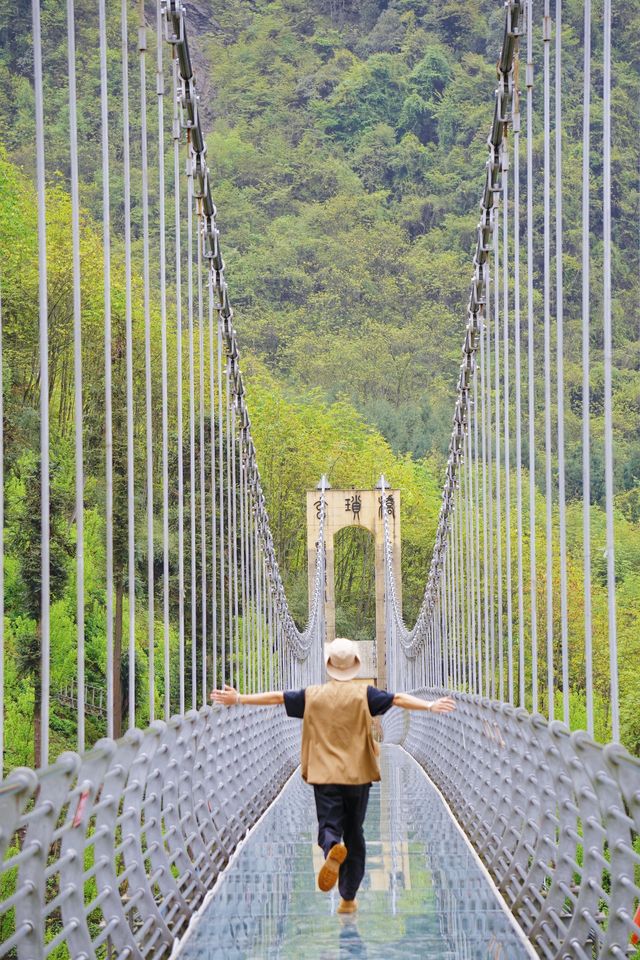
[317,843,348,892]
[337,898,358,914]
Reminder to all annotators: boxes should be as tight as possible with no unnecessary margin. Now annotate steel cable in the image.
[494,210,504,702]
[188,155,197,710]
[0,282,4,771]
[581,0,594,736]
[602,0,619,740]
[157,0,171,721]
[543,0,554,719]
[208,272,218,689]
[139,0,155,723]
[173,55,186,715]
[555,0,570,727]
[513,58,526,710]
[502,136,514,705]
[121,0,136,731]
[67,0,85,747]
[98,0,114,741]
[472,360,482,696]
[526,0,538,716]
[198,204,207,705]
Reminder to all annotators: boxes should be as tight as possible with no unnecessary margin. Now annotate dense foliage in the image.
[0,0,639,766]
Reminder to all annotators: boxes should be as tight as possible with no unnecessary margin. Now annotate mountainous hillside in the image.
[192,0,640,489]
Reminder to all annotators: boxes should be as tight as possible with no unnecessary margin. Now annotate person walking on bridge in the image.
[211,637,456,915]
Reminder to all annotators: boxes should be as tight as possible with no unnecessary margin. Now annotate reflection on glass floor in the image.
[178,745,533,960]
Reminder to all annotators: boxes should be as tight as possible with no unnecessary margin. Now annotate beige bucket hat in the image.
[325,637,362,682]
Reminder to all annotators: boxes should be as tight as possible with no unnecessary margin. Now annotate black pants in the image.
[313,783,371,901]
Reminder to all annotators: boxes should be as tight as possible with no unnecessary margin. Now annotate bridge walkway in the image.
[177,746,535,960]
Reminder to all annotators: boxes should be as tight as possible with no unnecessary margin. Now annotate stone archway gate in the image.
[306,481,401,690]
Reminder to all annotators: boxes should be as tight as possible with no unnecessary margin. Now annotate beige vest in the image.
[300,680,381,785]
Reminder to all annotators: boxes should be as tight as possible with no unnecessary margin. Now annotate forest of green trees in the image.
[0,0,639,769]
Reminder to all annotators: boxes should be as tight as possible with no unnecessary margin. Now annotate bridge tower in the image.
[306,479,401,690]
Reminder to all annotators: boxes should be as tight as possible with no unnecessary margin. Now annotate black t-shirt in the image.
[283,685,394,719]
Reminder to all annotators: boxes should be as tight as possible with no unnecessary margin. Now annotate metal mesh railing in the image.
[384,694,640,958]
[0,707,300,959]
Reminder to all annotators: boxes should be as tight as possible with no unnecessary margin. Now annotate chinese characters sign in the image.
[378,494,396,519]
[345,493,362,519]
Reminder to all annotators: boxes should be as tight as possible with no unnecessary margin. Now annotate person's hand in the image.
[430,696,456,713]
[210,684,239,707]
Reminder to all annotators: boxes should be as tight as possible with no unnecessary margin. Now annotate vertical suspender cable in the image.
[440,557,447,688]
[34,0,50,770]
[262,556,269,688]
[581,0,594,736]
[122,0,136,732]
[268,566,273,690]
[441,568,449,689]
[0,285,4,771]
[67,0,85,748]
[225,362,233,687]
[513,61,526,710]
[485,258,496,698]
[456,500,466,687]
[246,487,252,692]
[449,508,457,688]
[208,275,218,689]
[465,426,476,691]
[139,0,155,723]
[526,0,538,714]
[555,0,569,727]
[173,58,185,715]
[473,363,482,696]
[187,163,197,709]
[217,315,225,685]
[239,441,248,693]
[243,450,251,691]
[157,0,171,721]
[463,435,473,689]
[256,521,262,687]
[543,0,555,720]
[449,516,458,688]
[502,136,514,704]
[454,506,467,689]
[98,0,114,742]
[494,217,504,702]
[602,0,619,740]
[250,497,256,691]
[231,401,240,688]
[198,219,207,705]
[480,311,491,696]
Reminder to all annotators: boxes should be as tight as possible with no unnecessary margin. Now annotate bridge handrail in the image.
[384,689,640,958]
[0,706,300,959]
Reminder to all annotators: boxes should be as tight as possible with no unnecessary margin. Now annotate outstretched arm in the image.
[210,684,284,707]
[393,692,456,713]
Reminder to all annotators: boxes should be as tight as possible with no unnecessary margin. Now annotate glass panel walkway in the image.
[178,746,534,959]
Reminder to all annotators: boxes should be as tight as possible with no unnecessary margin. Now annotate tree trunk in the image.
[113,580,124,739]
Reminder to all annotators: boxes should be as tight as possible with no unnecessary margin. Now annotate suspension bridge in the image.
[0,0,639,956]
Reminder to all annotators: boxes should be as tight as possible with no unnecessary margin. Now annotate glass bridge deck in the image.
[177,746,534,960]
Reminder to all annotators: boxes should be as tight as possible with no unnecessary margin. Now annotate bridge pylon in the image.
[307,479,401,690]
